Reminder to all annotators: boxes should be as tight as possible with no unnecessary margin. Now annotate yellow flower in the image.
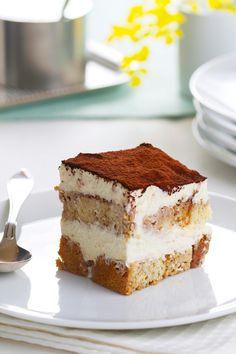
[208,0,236,11]
[108,0,236,86]
[183,0,200,12]
[130,76,142,87]
[120,46,149,86]
[127,5,145,23]
[107,24,142,42]
[121,46,149,69]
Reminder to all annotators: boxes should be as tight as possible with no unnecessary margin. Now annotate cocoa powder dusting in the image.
[62,143,206,193]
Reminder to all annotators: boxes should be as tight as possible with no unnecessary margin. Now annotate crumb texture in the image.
[191,234,211,268]
[60,190,134,236]
[57,234,210,295]
[62,143,206,193]
[56,236,88,277]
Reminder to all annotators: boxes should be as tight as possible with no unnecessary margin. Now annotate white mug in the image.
[178,11,236,97]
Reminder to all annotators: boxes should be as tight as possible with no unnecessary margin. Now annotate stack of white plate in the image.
[190,52,236,168]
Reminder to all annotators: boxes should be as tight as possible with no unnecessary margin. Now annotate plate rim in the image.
[196,113,236,152]
[190,51,236,122]
[0,190,236,330]
[194,98,236,137]
[192,118,236,168]
[1,300,236,330]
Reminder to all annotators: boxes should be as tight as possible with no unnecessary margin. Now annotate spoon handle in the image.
[7,169,34,224]
[2,222,16,240]
[0,169,33,264]
[3,169,34,241]
[0,223,17,260]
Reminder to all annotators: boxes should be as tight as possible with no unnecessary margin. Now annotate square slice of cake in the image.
[56,143,211,295]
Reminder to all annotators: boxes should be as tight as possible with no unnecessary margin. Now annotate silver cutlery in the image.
[0,169,33,272]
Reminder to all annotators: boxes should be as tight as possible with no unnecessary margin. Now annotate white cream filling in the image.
[61,220,126,262]
[59,164,128,204]
[59,164,209,213]
[61,220,211,265]
[131,181,208,217]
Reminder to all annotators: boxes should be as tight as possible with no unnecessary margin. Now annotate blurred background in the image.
[0,0,193,119]
[0,0,236,198]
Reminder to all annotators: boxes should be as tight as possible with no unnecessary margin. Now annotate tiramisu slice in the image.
[56,143,211,295]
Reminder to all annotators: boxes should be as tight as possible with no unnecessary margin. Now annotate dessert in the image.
[56,143,211,295]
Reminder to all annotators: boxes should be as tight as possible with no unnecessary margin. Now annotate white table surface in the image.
[0,117,235,353]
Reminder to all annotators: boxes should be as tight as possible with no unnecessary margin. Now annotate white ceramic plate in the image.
[194,99,236,137]
[0,190,236,330]
[196,113,236,153]
[192,119,236,168]
[190,52,236,122]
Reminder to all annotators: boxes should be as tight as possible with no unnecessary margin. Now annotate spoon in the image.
[0,169,34,272]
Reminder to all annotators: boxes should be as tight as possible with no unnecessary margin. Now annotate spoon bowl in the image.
[0,246,32,272]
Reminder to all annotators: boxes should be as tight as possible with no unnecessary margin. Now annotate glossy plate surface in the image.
[190,52,236,122]
[0,191,236,329]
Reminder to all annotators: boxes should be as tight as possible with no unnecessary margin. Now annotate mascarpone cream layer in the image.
[61,220,211,264]
[59,164,209,215]
[60,164,128,205]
